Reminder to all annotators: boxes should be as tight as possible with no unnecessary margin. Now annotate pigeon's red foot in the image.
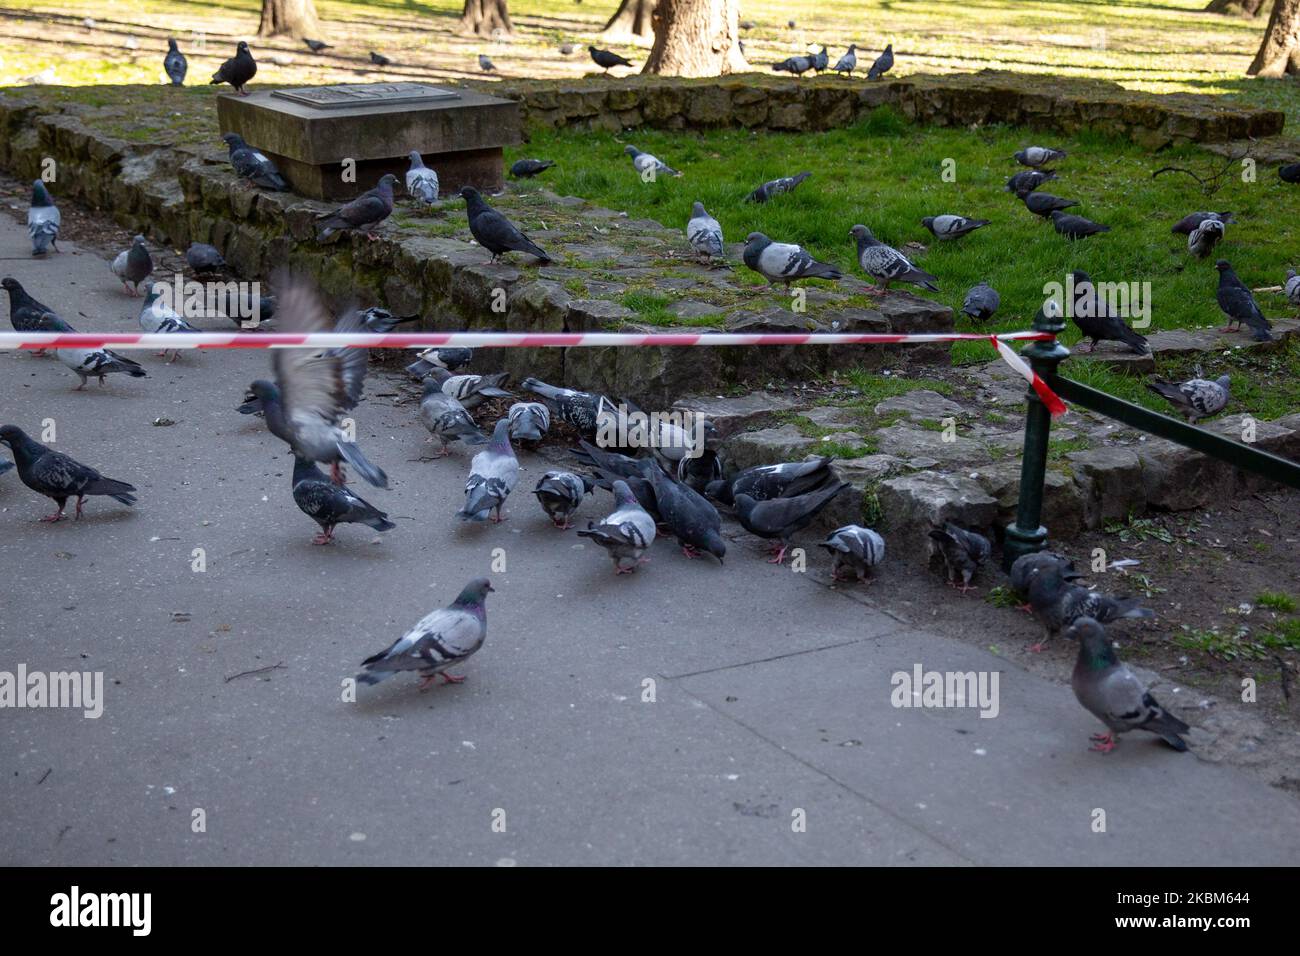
[681,544,700,558]
[1089,733,1117,754]
[490,510,506,523]
[1015,602,1032,614]
[615,565,635,575]
[330,462,347,486]
[311,531,333,545]
[767,544,788,565]
[440,672,466,685]
[39,511,65,523]
[1219,326,1238,333]
[1028,642,1046,653]
[74,496,86,519]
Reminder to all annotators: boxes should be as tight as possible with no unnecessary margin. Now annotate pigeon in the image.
[356,578,493,688]
[928,521,991,593]
[419,380,488,456]
[1069,271,1149,354]
[426,367,511,410]
[1020,190,1078,218]
[1070,617,1191,753]
[460,186,551,263]
[316,173,397,241]
[533,470,593,529]
[406,347,472,379]
[404,152,439,205]
[210,41,256,95]
[0,425,137,521]
[1286,268,1300,307]
[1026,562,1153,650]
[833,45,857,76]
[624,145,681,179]
[705,456,837,506]
[221,133,289,191]
[676,447,723,494]
[478,54,496,72]
[1014,146,1066,168]
[511,159,555,179]
[808,46,829,72]
[164,38,187,85]
[1279,163,1300,184]
[921,214,991,240]
[221,288,276,327]
[521,378,611,433]
[577,480,657,573]
[744,232,843,288]
[1187,218,1224,258]
[569,441,660,520]
[27,181,60,256]
[138,284,200,362]
[291,454,394,545]
[358,307,420,333]
[866,44,893,79]
[1170,211,1235,235]
[459,419,518,522]
[850,224,937,291]
[589,46,633,71]
[1215,260,1272,341]
[746,172,811,203]
[820,525,884,582]
[111,235,153,295]
[559,43,575,56]
[646,464,726,562]
[303,39,332,53]
[961,282,1000,321]
[1146,374,1230,422]
[686,201,724,262]
[507,401,550,443]
[185,242,226,274]
[1,276,57,353]
[1008,551,1082,609]
[36,313,147,389]
[1005,170,1057,194]
[734,481,849,564]
[771,55,814,76]
[1051,210,1109,240]
[369,51,391,67]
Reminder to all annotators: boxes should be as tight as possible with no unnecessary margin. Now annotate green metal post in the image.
[1002,303,1071,572]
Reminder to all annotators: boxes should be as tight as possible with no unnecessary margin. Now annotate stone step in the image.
[1077,317,1300,374]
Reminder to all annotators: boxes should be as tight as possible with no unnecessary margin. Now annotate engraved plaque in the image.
[271,83,462,110]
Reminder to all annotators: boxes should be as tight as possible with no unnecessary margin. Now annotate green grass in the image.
[1177,620,1300,661]
[1256,592,1298,613]
[841,369,954,404]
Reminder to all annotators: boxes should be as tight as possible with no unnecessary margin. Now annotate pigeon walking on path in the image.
[533,470,593,529]
[590,46,633,71]
[1051,210,1110,240]
[1215,260,1272,341]
[646,464,726,562]
[1014,146,1066,168]
[686,201,724,262]
[832,45,857,76]
[820,525,884,582]
[138,284,200,362]
[624,145,681,179]
[406,347,472,379]
[1026,562,1153,651]
[961,282,1000,321]
[866,44,893,79]
[291,454,394,545]
[733,481,850,564]
[356,579,493,689]
[1070,271,1149,354]
[922,215,990,241]
[460,187,551,263]
[1,277,56,357]
[1020,190,1078,218]
[459,420,518,522]
[928,521,991,593]
[316,174,397,242]
[37,313,147,388]
[0,425,136,522]
[27,181,60,257]
[577,480,657,573]
[1146,374,1230,422]
[164,38,187,85]
[210,41,256,95]
[405,152,439,205]
[746,172,811,203]
[744,232,843,288]
[222,133,289,191]
[111,235,153,295]
[850,224,937,292]
[419,380,488,457]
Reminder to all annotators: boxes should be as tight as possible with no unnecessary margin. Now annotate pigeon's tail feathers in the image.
[518,237,551,263]
[1145,381,1186,406]
[477,386,512,399]
[336,442,388,489]
[355,669,392,686]
[1144,701,1191,750]
[82,477,137,501]
[805,260,843,282]
[1118,324,1149,354]
[363,513,397,533]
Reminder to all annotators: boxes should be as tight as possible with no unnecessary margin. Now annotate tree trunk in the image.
[257,0,321,38]
[1248,0,1300,75]
[641,0,747,77]
[459,0,513,38]
[603,0,658,39]
[1204,0,1266,14]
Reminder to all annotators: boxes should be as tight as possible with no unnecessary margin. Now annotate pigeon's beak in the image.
[485,582,496,592]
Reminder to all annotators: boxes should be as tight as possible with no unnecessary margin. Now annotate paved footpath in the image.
[2,216,1298,866]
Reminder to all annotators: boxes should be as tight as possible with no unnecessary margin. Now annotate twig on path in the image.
[224,661,286,683]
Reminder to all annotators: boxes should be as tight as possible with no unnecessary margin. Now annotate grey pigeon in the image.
[426,366,511,410]
[1187,218,1224,257]
[521,377,611,433]
[961,282,1000,321]
[221,288,276,327]
[0,424,136,522]
[478,54,496,72]
[533,470,593,529]
[1014,146,1066,168]
[369,51,391,67]
[746,172,811,203]
[316,173,397,241]
[866,44,893,79]
[37,313,147,389]
[734,481,850,564]
[1215,260,1272,341]
[1,276,56,336]
[772,55,814,76]
[507,401,550,443]
[1020,190,1078,218]
[460,186,551,263]
[676,447,723,494]
[138,285,200,363]
[405,152,439,205]
[577,480,657,573]
[1170,211,1234,235]
[303,39,332,53]
[928,521,991,593]
[27,181,60,256]
[291,454,394,545]
[646,464,726,562]
[1147,374,1230,422]
[111,234,153,295]
[833,45,857,76]
[624,145,680,179]
[569,440,661,521]
[922,214,990,240]
[406,347,472,379]
[210,41,256,94]
[820,525,884,582]
[1026,562,1153,650]
[1281,163,1300,183]
[850,224,937,291]
[459,419,518,522]
[1008,551,1081,608]
[511,159,555,179]
[705,456,836,506]
[356,578,493,688]
[222,133,289,191]
[185,242,226,274]
[810,46,829,72]
[358,307,420,333]
[559,43,575,56]
[1005,170,1057,194]
[1051,209,1109,240]
[1070,617,1190,753]
[589,46,633,71]
[744,232,843,288]
[686,201,724,262]
[164,38,187,85]
[419,379,488,457]
[1285,268,1300,307]
[1070,271,1148,353]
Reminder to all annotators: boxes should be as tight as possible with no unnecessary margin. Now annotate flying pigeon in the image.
[1170,211,1234,235]
[185,242,226,274]
[291,454,394,545]
[1026,561,1153,651]
[164,38,187,85]
[1005,170,1057,194]
[138,284,199,362]
[37,312,147,389]
[0,424,136,521]
[405,152,439,205]
[425,367,511,410]
[1051,210,1109,240]
[1279,163,1300,184]
[460,186,551,263]
[1069,271,1148,353]
[589,46,633,71]
[1215,260,1272,341]
[646,464,727,562]
[771,55,814,76]
[705,456,837,506]
[921,215,990,241]
[866,44,893,79]
[734,481,849,564]
[961,282,1000,321]
[521,378,611,433]
[1020,190,1078,218]
[419,379,488,456]
[459,419,518,522]
[27,180,60,257]
[406,347,472,379]
[507,401,550,443]
[478,54,496,72]
[533,470,593,529]
[686,201,724,262]
[111,235,153,295]
[624,145,681,179]
[746,172,811,203]
[928,521,991,593]
[511,159,555,179]
[1146,374,1230,422]
[1008,550,1082,610]
[210,41,256,95]
[369,51,391,67]
[316,173,397,241]
[1014,146,1066,168]
[303,39,332,53]
[356,578,493,688]
[577,480,656,573]
[744,232,843,288]
[1187,218,1224,258]
[1070,617,1190,753]
[1285,268,1300,307]
[833,45,857,76]
[820,525,884,582]
[352,307,416,334]
[850,224,937,291]
[221,133,289,191]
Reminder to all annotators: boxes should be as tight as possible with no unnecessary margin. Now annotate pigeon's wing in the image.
[272,279,350,434]
[1089,665,1152,731]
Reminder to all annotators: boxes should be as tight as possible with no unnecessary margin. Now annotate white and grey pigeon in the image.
[36,312,146,389]
[358,307,420,333]
[27,180,60,257]
[746,171,811,203]
[533,470,593,529]
[426,366,511,410]
[164,38,187,85]
[406,346,472,379]
[743,232,843,288]
[356,578,494,689]
[832,45,857,76]
[507,401,550,443]
[419,379,488,457]
[921,214,991,240]
[850,224,937,291]
[1146,374,1230,422]
[1286,268,1300,307]
[686,201,724,262]
[138,284,200,363]
[405,151,439,206]
[624,145,680,179]
[1187,217,1225,258]
[928,521,991,593]
[820,525,884,582]
[1014,146,1066,168]
[961,282,1000,321]
[577,479,657,574]
[111,234,153,295]
[1171,211,1234,235]
[1026,561,1153,651]
[459,419,518,522]
[521,377,613,433]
